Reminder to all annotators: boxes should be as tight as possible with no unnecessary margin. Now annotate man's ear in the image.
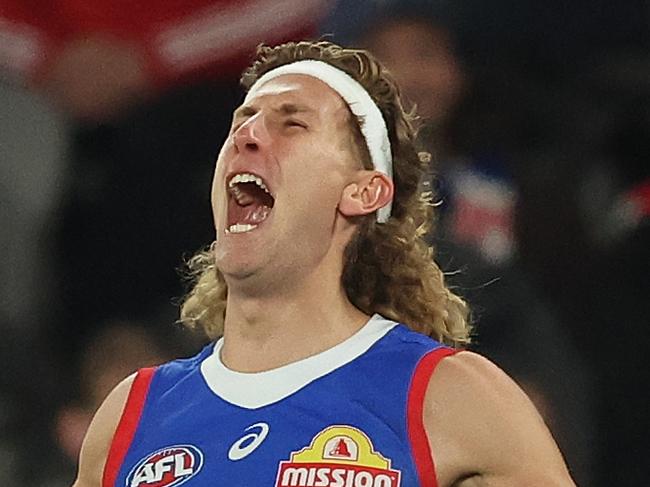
[339,171,394,218]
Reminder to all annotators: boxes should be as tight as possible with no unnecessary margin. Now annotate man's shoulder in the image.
[73,375,136,487]
[155,343,214,376]
[425,351,538,426]
[129,343,214,405]
[423,351,576,486]
[365,323,459,379]
[72,344,214,486]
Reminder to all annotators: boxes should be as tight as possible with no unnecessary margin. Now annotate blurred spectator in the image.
[523,67,650,485]
[359,8,518,265]
[0,82,68,484]
[0,82,67,333]
[38,321,173,486]
[347,3,596,484]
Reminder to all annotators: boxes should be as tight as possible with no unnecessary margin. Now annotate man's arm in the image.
[72,375,135,487]
[424,351,577,487]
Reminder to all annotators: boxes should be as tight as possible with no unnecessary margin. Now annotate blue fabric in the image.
[113,325,447,486]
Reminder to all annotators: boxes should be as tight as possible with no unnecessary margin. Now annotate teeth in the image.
[226,223,258,234]
[228,173,271,195]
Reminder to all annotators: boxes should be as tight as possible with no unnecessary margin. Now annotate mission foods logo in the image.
[126,444,204,487]
[275,426,401,487]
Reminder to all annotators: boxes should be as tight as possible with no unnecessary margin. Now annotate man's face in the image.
[211,74,360,288]
[365,20,464,126]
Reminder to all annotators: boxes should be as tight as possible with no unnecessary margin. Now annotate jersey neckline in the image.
[200,314,399,409]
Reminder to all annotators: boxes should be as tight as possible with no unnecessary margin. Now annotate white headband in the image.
[245,60,393,223]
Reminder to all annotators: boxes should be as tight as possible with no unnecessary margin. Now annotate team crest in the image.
[275,426,401,487]
[126,444,204,487]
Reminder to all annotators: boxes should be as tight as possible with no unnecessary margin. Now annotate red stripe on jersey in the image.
[102,367,156,487]
[407,347,458,487]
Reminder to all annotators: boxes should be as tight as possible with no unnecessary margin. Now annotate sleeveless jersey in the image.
[103,314,456,487]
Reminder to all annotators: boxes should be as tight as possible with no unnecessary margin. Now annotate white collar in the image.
[200,314,398,409]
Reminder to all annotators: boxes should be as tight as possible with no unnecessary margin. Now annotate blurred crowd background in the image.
[0,0,648,485]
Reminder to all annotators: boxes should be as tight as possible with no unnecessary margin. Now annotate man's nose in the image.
[233,113,270,153]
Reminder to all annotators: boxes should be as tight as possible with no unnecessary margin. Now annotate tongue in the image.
[246,204,271,223]
[227,182,274,227]
[227,198,271,226]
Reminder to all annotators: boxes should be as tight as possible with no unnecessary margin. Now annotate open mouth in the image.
[226,172,275,234]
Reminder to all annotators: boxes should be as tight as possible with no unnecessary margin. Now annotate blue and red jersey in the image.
[103,314,456,487]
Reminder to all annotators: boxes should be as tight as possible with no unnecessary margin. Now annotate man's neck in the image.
[220,275,369,373]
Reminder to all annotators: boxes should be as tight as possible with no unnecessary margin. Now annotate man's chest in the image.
[120,417,414,487]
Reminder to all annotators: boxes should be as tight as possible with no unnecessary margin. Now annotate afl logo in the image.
[126,444,203,487]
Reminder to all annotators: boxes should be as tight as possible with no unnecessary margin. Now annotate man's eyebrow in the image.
[233,105,257,119]
[273,103,316,116]
[232,102,316,120]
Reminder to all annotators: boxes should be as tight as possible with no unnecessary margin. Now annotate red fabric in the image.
[102,367,156,487]
[0,0,327,86]
[407,347,458,487]
[629,179,650,217]
[0,1,67,80]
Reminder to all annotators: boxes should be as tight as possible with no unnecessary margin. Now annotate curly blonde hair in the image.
[180,41,470,346]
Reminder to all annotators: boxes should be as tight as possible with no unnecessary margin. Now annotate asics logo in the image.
[228,422,270,461]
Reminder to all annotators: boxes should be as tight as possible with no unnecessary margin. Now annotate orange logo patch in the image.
[275,426,401,487]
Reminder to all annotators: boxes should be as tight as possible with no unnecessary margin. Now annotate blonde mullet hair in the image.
[180,41,470,346]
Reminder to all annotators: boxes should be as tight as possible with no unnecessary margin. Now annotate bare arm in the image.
[71,375,135,487]
[425,351,577,487]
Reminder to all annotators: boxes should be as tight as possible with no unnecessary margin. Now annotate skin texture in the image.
[72,75,576,487]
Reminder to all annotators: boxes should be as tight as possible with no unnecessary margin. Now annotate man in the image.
[73,41,577,487]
